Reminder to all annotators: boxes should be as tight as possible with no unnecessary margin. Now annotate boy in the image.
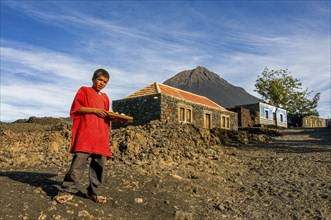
[55,68,112,204]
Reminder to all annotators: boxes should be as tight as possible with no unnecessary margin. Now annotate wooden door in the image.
[205,113,211,129]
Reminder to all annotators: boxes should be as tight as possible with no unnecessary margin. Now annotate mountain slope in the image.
[163,66,260,108]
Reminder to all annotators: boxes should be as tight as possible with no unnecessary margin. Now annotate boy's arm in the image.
[77,107,110,118]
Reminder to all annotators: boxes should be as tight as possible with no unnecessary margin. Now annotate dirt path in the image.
[0,128,330,219]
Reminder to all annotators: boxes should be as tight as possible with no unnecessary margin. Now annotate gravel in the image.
[0,117,330,219]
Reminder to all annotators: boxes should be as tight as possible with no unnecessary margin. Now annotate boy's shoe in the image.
[53,192,74,203]
[87,192,106,204]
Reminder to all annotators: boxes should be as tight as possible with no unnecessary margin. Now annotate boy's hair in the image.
[92,68,110,80]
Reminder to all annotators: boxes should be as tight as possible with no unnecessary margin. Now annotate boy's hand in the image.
[94,109,110,118]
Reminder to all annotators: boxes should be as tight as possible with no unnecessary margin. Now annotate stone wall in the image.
[112,94,162,126]
[112,94,238,130]
[230,107,259,127]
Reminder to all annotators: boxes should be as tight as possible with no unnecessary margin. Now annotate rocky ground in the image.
[0,117,330,220]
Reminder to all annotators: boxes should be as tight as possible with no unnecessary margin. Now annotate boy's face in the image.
[92,75,109,91]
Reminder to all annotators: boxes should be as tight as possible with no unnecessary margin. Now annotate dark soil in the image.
[0,118,330,219]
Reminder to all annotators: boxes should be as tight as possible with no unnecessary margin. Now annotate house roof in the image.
[125,82,226,110]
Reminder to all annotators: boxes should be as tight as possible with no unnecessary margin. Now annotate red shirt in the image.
[70,86,111,157]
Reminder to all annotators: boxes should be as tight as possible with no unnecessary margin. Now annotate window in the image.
[265,110,269,119]
[221,116,226,128]
[221,115,230,129]
[280,114,283,122]
[179,107,185,122]
[226,117,230,128]
[178,106,192,123]
[186,109,192,123]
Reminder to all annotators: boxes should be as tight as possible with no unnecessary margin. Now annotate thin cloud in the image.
[1,1,330,121]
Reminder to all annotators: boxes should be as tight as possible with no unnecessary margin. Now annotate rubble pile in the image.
[0,117,273,168]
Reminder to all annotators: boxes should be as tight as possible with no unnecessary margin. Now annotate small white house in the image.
[231,102,287,128]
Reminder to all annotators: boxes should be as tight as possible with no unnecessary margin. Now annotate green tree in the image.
[255,67,320,124]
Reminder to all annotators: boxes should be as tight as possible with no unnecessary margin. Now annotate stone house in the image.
[229,102,287,128]
[112,82,238,130]
[302,116,326,128]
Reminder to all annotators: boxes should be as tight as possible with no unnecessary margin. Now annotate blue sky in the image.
[1,0,330,122]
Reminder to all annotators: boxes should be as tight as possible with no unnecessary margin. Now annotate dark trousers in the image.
[59,152,106,195]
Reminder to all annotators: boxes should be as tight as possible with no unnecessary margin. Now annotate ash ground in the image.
[0,119,330,219]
